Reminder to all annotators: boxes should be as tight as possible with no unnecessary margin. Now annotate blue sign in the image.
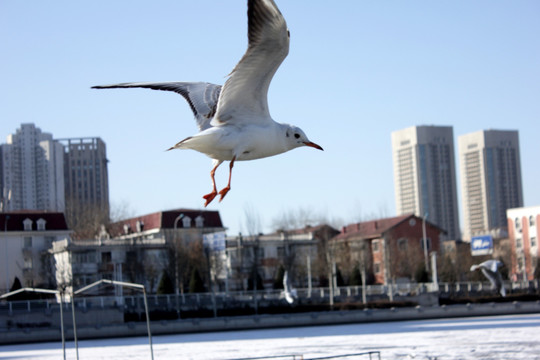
[471,235,493,256]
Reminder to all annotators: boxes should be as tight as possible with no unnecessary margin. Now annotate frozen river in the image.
[1,313,539,359]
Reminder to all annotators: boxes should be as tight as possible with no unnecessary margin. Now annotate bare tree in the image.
[109,199,136,222]
[64,199,135,239]
[271,206,322,231]
[143,254,160,293]
[165,235,195,295]
[187,239,208,288]
[350,201,390,224]
[124,244,145,285]
[64,198,109,239]
[387,239,424,282]
[243,203,262,235]
[241,204,263,292]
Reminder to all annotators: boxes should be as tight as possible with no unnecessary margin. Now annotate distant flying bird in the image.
[92,0,323,206]
[470,259,506,297]
[280,270,297,304]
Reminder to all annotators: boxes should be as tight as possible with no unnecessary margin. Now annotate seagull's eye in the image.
[294,133,300,139]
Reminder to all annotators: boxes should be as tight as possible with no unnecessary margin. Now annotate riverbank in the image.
[1,300,539,345]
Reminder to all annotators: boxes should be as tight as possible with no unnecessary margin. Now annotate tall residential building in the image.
[57,137,110,218]
[0,124,65,212]
[458,129,523,240]
[391,125,460,240]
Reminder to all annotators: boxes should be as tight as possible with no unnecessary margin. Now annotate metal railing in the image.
[1,280,538,317]
[306,351,381,360]
[228,352,381,360]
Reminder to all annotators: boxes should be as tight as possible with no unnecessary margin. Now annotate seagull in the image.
[280,270,297,304]
[470,259,506,297]
[92,0,323,207]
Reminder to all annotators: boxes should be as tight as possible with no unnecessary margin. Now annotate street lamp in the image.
[72,279,154,360]
[4,215,10,293]
[173,213,184,316]
[1,287,66,360]
[422,212,429,277]
[173,214,185,294]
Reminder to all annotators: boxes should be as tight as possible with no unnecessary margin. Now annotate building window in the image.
[398,238,408,252]
[372,240,380,252]
[182,216,192,228]
[24,237,32,248]
[277,246,285,258]
[37,218,46,231]
[516,238,523,249]
[23,218,33,231]
[420,237,432,251]
[101,252,112,263]
[374,263,381,274]
[531,237,537,247]
[195,216,204,228]
[45,236,55,246]
[530,216,536,227]
[24,257,33,270]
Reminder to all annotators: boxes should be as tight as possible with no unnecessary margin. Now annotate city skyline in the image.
[1,122,530,242]
[1,1,539,235]
[1,125,110,228]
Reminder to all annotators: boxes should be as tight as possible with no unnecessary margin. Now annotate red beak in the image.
[303,141,324,151]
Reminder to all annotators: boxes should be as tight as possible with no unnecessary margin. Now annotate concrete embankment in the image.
[1,301,539,345]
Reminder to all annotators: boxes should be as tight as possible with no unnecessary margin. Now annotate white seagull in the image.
[470,259,506,297]
[280,270,298,304]
[92,0,323,206]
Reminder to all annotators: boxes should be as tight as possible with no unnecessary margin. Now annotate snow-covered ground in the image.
[1,313,539,359]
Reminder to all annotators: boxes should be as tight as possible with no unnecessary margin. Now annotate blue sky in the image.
[1,1,539,235]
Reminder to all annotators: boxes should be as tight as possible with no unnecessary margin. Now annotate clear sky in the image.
[1,1,539,236]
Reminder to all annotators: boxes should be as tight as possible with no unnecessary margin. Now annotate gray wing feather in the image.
[213,0,289,126]
[92,81,221,131]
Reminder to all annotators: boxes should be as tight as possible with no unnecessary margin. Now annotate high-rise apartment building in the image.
[458,130,523,240]
[0,124,65,212]
[57,137,110,218]
[391,125,460,240]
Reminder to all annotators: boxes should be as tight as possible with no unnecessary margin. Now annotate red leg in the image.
[218,156,236,202]
[203,160,223,207]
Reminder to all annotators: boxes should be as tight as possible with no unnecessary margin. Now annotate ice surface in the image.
[1,313,539,359]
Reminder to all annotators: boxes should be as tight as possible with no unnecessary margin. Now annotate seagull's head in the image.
[285,125,323,151]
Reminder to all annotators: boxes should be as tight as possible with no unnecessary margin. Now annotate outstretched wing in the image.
[92,82,221,131]
[480,259,501,273]
[213,0,289,126]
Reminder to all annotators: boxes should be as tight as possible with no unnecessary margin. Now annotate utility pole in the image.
[422,213,429,277]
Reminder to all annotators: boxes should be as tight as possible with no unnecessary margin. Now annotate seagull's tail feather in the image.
[92,81,221,131]
[167,136,193,151]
